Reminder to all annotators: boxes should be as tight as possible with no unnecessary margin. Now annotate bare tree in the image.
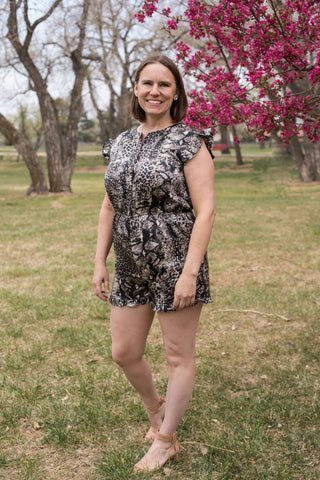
[86,0,177,139]
[0,112,48,194]
[5,0,91,193]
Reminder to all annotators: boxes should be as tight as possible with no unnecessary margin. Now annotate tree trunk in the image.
[116,89,133,136]
[117,66,134,135]
[287,74,320,181]
[87,71,106,142]
[289,134,304,174]
[231,125,243,165]
[108,90,117,138]
[300,137,320,181]
[219,125,231,154]
[0,113,48,194]
[289,134,320,181]
[7,0,90,193]
[41,93,70,192]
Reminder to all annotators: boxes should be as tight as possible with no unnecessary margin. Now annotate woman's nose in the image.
[150,84,160,95]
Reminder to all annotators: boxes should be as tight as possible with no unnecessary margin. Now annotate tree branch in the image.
[23,0,63,51]
[31,0,62,31]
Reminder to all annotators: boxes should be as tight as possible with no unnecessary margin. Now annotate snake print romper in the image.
[102,123,213,312]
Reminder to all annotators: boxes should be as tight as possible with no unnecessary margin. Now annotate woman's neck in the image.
[138,115,174,135]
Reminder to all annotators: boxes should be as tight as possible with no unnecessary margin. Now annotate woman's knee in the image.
[111,343,143,367]
[164,347,196,370]
[110,304,153,367]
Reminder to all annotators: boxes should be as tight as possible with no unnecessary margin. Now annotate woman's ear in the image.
[134,83,138,97]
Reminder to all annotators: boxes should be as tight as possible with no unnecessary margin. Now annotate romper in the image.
[102,122,214,312]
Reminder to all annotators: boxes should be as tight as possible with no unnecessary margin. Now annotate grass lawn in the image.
[0,146,319,479]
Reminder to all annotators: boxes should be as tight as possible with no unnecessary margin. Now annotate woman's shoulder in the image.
[102,128,137,161]
[170,123,212,142]
[168,123,214,161]
[170,122,196,136]
[171,123,213,147]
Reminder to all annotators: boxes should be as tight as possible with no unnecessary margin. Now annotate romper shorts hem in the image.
[109,295,213,312]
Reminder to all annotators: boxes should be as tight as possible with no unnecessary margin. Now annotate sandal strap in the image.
[145,396,166,414]
[154,431,177,444]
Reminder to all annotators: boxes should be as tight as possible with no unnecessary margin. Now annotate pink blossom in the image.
[161,7,171,17]
[134,11,146,23]
[138,0,320,143]
[166,18,178,30]
[142,0,158,17]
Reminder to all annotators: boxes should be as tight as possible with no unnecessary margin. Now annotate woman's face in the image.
[134,62,177,121]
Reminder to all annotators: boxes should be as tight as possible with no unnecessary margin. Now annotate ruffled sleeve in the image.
[102,138,113,164]
[176,126,215,164]
[199,130,215,159]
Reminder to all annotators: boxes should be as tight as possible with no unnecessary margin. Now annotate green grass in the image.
[0,146,319,479]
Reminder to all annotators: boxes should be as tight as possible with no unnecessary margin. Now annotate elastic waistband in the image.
[114,210,194,218]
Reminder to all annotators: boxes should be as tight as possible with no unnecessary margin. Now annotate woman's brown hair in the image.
[130,54,188,123]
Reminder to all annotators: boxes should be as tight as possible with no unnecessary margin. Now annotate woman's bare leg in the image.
[134,302,202,471]
[158,302,201,435]
[110,304,163,423]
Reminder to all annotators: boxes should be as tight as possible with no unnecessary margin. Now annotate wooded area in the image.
[0,0,319,193]
[0,0,174,193]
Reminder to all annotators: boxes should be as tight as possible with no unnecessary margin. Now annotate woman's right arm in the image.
[92,192,115,302]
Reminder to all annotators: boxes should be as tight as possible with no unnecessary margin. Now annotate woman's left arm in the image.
[173,141,216,310]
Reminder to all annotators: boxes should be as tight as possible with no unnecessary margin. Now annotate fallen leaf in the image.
[200,444,208,455]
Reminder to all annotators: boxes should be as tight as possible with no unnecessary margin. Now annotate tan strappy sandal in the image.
[134,431,179,473]
[144,396,166,441]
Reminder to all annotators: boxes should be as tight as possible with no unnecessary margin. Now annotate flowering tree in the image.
[137,0,320,181]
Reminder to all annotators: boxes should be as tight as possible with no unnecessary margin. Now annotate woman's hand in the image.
[172,272,197,310]
[93,264,110,302]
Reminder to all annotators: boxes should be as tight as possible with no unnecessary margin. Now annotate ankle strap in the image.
[154,431,177,444]
[145,396,166,413]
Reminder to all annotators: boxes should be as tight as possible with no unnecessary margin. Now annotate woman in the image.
[93,54,215,472]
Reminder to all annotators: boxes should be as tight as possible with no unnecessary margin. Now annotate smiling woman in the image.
[133,63,177,134]
[92,53,215,473]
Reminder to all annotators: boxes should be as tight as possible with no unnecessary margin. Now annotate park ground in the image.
[0,144,319,479]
